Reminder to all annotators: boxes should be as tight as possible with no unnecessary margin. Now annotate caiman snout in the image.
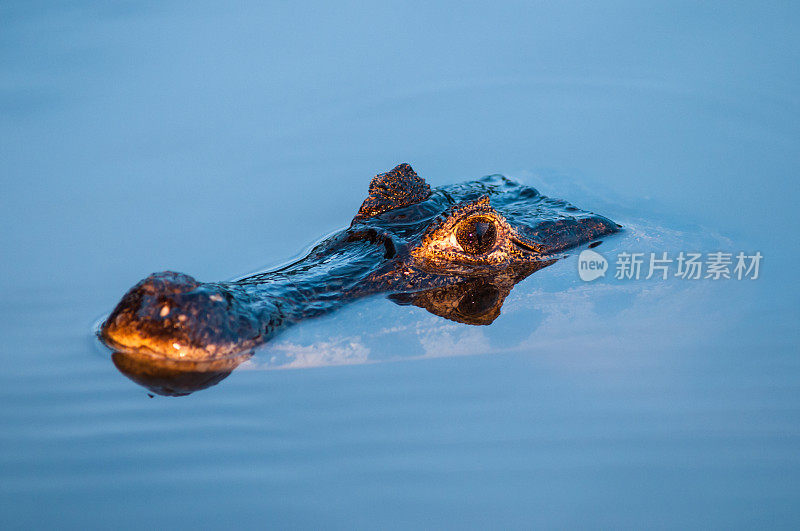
[100,271,264,360]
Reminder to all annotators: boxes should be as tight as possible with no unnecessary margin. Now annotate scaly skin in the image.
[100,163,620,361]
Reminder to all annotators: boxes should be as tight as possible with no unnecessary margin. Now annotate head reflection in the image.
[110,259,556,396]
[111,350,252,397]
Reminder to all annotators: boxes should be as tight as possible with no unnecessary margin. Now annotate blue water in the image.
[1,2,799,528]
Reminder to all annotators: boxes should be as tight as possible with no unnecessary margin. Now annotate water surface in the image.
[1,2,799,528]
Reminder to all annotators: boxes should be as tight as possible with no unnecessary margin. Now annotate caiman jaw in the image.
[99,271,263,361]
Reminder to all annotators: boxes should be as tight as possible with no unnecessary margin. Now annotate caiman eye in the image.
[455,216,497,254]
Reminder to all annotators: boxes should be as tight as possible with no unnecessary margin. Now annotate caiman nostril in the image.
[143,271,200,294]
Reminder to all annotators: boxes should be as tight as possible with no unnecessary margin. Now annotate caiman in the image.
[100,163,619,371]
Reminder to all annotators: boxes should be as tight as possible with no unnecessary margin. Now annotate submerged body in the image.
[100,164,619,362]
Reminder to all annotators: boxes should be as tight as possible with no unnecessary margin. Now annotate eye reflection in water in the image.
[389,260,555,326]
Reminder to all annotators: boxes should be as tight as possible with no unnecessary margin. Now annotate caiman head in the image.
[100,163,619,373]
